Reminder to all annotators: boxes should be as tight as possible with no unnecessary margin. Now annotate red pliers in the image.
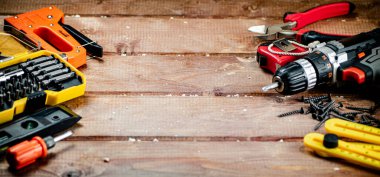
[248,1,355,44]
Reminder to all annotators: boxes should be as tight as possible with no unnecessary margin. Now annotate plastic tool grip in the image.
[0,106,81,149]
[351,47,380,84]
[284,1,355,30]
[6,136,48,170]
[296,29,351,44]
[4,6,87,68]
[60,23,103,58]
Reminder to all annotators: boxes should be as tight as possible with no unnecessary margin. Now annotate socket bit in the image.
[0,69,24,82]
[25,60,59,72]
[20,55,55,68]
[37,68,70,81]
[42,72,76,87]
[32,63,65,76]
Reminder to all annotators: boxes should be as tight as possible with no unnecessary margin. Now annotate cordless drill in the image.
[262,28,380,95]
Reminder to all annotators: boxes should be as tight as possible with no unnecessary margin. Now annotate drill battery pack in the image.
[0,50,86,124]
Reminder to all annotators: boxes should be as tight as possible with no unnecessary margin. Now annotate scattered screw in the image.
[330,112,354,122]
[342,111,363,117]
[314,114,330,131]
[336,102,344,108]
[331,107,343,116]
[309,101,322,113]
[311,113,322,121]
[302,94,331,103]
[319,100,335,115]
[305,107,313,114]
[346,106,374,113]
[280,94,378,129]
[359,115,371,125]
[361,114,380,127]
[278,108,304,117]
[314,102,335,121]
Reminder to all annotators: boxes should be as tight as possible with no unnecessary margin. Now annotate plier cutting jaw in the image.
[249,1,356,44]
[249,21,297,40]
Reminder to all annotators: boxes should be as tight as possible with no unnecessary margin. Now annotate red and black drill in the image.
[262,28,380,95]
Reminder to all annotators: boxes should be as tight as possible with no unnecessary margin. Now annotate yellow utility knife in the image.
[304,118,380,170]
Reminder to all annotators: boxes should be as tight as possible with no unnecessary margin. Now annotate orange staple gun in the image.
[4,6,103,68]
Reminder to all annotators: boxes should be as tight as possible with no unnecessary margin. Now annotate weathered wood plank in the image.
[1,16,377,54]
[0,141,378,177]
[0,0,379,19]
[82,54,272,94]
[82,54,380,95]
[63,95,375,138]
[62,17,380,54]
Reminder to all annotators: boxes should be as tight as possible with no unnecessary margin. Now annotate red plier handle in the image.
[284,1,355,30]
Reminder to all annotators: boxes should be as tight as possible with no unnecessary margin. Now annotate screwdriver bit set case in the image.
[0,50,86,124]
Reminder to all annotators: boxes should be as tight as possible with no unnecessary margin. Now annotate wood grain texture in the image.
[0,0,379,19]
[63,17,380,54]
[82,54,380,96]
[0,141,378,177]
[0,16,377,54]
[1,1,380,176]
[82,54,272,94]
[63,95,375,138]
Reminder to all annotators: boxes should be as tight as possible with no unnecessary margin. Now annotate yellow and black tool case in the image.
[0,30,86,124]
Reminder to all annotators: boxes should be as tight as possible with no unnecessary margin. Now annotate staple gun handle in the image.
[60,23,103,58]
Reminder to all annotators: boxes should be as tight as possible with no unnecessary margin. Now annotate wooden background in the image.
[1,0,380,176]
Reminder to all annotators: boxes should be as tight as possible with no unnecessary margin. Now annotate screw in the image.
[336,102,344,108]
[314,114,330,131]
[278,108,304,118]
[319,100,335,115]
[361,114,380,124]
[342,111,362,117]
[319,103,334,119]
[346,106,374,113]
[309,101,322,114]
[300,96,308,102]
[311,113,322,121]
[305,106,314,114]
[302,94,331,103]
[331,107,343,116]
[311,100,335,124]
[330,112,355,122]
[359,115,372,125]
[345,114,356,121]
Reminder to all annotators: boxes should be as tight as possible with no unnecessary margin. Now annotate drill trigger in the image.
[342,67,366,84]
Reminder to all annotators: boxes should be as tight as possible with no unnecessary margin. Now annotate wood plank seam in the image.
[64,136,304,142]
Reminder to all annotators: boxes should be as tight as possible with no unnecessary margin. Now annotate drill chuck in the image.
[265,41,343,95]
[268,59,317,95]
